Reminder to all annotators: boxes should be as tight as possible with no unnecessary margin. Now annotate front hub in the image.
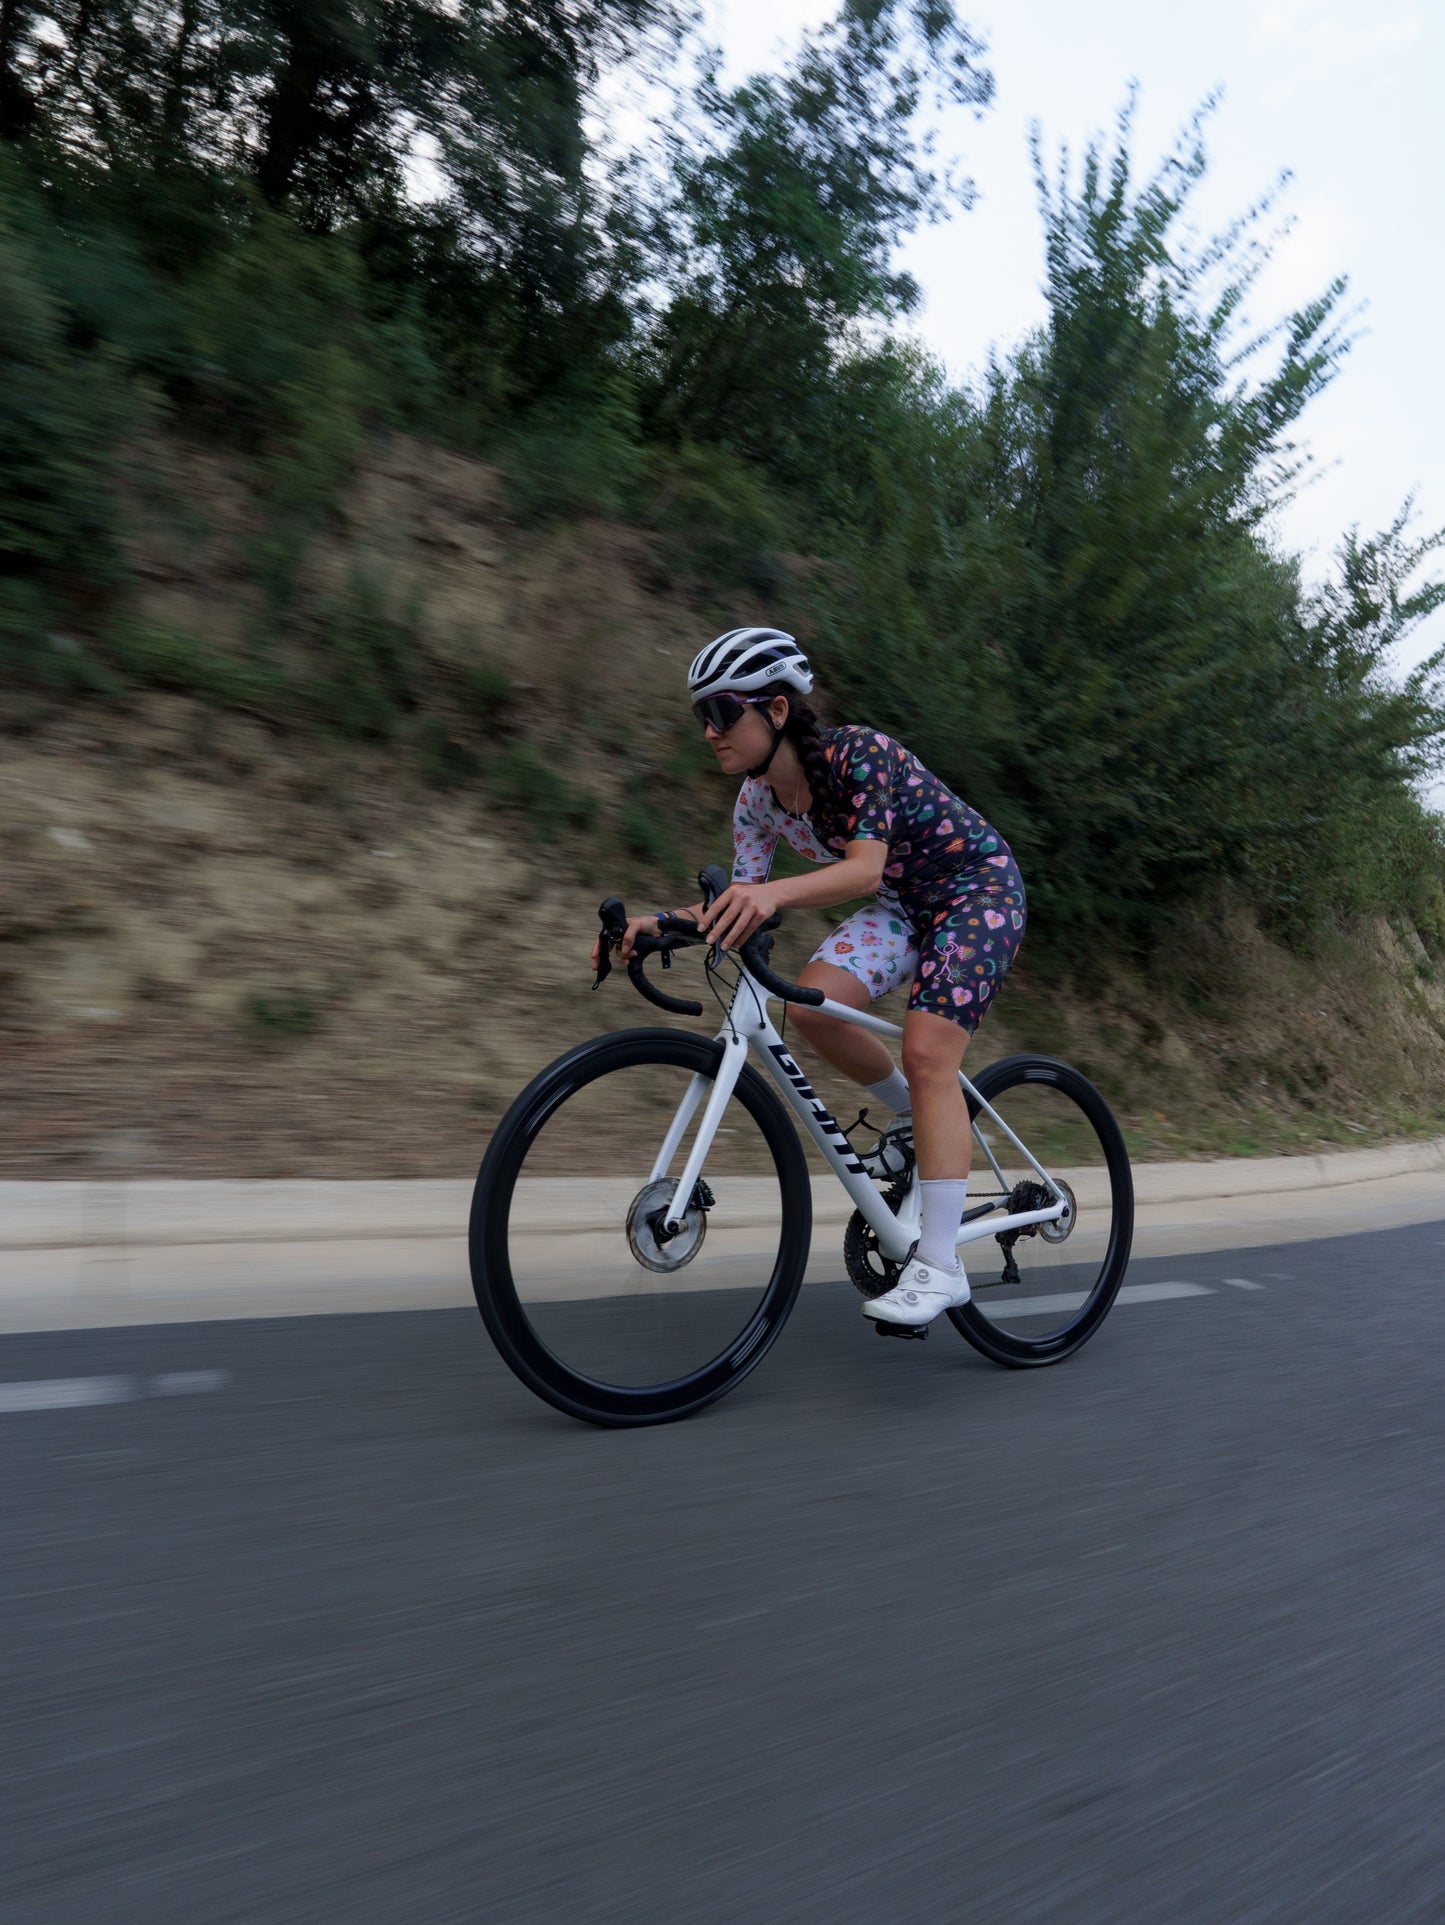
[626,1177,709,1274]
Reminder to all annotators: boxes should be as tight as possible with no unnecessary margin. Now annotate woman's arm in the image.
[697,840,887,951]
[731,778,781,883]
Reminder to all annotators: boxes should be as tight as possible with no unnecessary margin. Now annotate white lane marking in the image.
[0,1372,230,1413]
[149,1370,230,1396]
[1118,1282,1213,1305]
[1222,1277,1264,1291]
[976,1281,1211,1320]
[0,1376,133,1412]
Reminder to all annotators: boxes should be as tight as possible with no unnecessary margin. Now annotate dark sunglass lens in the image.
[695,696,746,732]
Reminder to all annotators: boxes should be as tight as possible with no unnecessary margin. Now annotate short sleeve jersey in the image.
[730,725,1012,909]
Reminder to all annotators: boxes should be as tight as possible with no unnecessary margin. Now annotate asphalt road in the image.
[4,1219,1445,1923]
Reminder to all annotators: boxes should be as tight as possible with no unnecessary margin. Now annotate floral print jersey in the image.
[729,725,1027,1032]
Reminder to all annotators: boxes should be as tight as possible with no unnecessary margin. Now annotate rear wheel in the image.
[948,1054,1133,1366]
[470,1028,812,1427]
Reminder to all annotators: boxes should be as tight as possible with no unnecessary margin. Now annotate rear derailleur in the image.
[995,1179,1051,1287]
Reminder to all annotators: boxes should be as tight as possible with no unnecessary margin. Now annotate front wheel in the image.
[949,1054,1134,1366]
[470,1028,813,1427]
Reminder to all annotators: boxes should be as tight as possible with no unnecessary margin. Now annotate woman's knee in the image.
[902,1028,967,1086]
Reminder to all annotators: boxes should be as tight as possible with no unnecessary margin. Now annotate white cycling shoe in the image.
[863,1255,971,1328]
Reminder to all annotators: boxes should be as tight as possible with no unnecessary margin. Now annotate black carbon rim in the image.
[469,1028,813,1427]
[948,1054,1134,1367]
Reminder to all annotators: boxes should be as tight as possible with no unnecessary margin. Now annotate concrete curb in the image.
[3,1137,1443,1251]
[2,1148,1443,1334]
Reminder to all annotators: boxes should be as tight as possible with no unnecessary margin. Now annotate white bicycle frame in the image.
[647,960,1070,1266]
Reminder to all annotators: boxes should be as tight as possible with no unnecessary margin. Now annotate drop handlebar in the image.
[594,866,825,1014]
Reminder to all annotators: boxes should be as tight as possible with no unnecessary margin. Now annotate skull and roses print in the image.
[730,725,1027,1032]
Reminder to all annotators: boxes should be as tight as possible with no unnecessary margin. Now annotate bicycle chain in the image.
[844,1178,1035,1296]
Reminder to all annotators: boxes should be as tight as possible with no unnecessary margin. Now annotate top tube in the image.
[806,994,902,1042]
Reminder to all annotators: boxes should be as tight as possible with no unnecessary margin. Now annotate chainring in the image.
[844,1177,909,1298]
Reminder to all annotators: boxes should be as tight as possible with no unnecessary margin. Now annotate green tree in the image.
[812,100,1445,949]
[0,161,125,682]
[641,0,992,472]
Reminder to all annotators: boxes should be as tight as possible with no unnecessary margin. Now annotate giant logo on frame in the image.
[765,1043,871,1175]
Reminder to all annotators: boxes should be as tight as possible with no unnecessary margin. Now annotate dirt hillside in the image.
[4,434,1444,1179]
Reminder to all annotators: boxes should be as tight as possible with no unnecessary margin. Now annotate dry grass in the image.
[3,434,1443,1179]
[5,697,1443,1179]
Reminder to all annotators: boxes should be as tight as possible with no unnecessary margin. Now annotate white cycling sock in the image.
[865,1068,912,1118]
[917,1177,969,1273]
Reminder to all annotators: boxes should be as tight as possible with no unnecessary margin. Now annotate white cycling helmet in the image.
[687,628,814,702]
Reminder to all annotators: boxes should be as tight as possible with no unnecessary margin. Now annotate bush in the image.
[304,571,423,739]
[641,442,795,593]
[243,989,321,1037]
[109,620,286,708]
[455,656,516,722]
[620,779,681,866]
[488,741,592,836]
[500,385,644,521]
[413,717,482,790]
[0,165,129,681]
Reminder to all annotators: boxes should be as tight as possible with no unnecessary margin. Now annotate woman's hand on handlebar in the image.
[697,881,784,953]
[591,914,660,973]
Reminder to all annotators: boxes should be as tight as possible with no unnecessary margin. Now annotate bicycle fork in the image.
[647,1033,750,1235]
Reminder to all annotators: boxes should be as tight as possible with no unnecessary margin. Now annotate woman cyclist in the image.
[592,627,1026,1329]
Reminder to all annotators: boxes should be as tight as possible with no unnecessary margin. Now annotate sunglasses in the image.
[693,693,767,733]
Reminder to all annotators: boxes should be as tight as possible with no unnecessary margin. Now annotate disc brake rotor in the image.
[1038,1177,1077,1244]
[626,1177,709,1274]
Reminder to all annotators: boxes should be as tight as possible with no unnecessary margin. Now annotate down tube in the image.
[752,1022,897,1238]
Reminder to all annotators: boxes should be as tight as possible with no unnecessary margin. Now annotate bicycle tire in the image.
[948,1054,1133,1367]
[470,1028,813,1427]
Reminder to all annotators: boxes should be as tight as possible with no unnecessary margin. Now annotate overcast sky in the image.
[699,0,1445,801]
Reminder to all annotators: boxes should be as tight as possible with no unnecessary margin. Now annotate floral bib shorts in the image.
[731,725,1026,1033]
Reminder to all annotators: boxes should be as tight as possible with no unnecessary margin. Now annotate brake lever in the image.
[706,906,779,973]
[594,896,627,990]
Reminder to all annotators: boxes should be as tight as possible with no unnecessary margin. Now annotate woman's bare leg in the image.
[901,1007,972,1180]
[787,961,897,1086]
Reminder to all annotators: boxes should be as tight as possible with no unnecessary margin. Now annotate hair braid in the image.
[782,697,841,840]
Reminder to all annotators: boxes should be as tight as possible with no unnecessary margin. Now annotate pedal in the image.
[871,1318,928,1340]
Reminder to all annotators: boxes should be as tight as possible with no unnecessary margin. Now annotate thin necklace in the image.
[777,762,809,816]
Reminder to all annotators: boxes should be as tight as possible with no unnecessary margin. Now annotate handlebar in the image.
[594,869,826,1014]
[736,927,826,1008]
[596,896,704,1016]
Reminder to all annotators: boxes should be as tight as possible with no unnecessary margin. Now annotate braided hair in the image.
[779,696,844,844]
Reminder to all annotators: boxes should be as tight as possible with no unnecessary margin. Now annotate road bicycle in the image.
[470,865,1133,1427]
